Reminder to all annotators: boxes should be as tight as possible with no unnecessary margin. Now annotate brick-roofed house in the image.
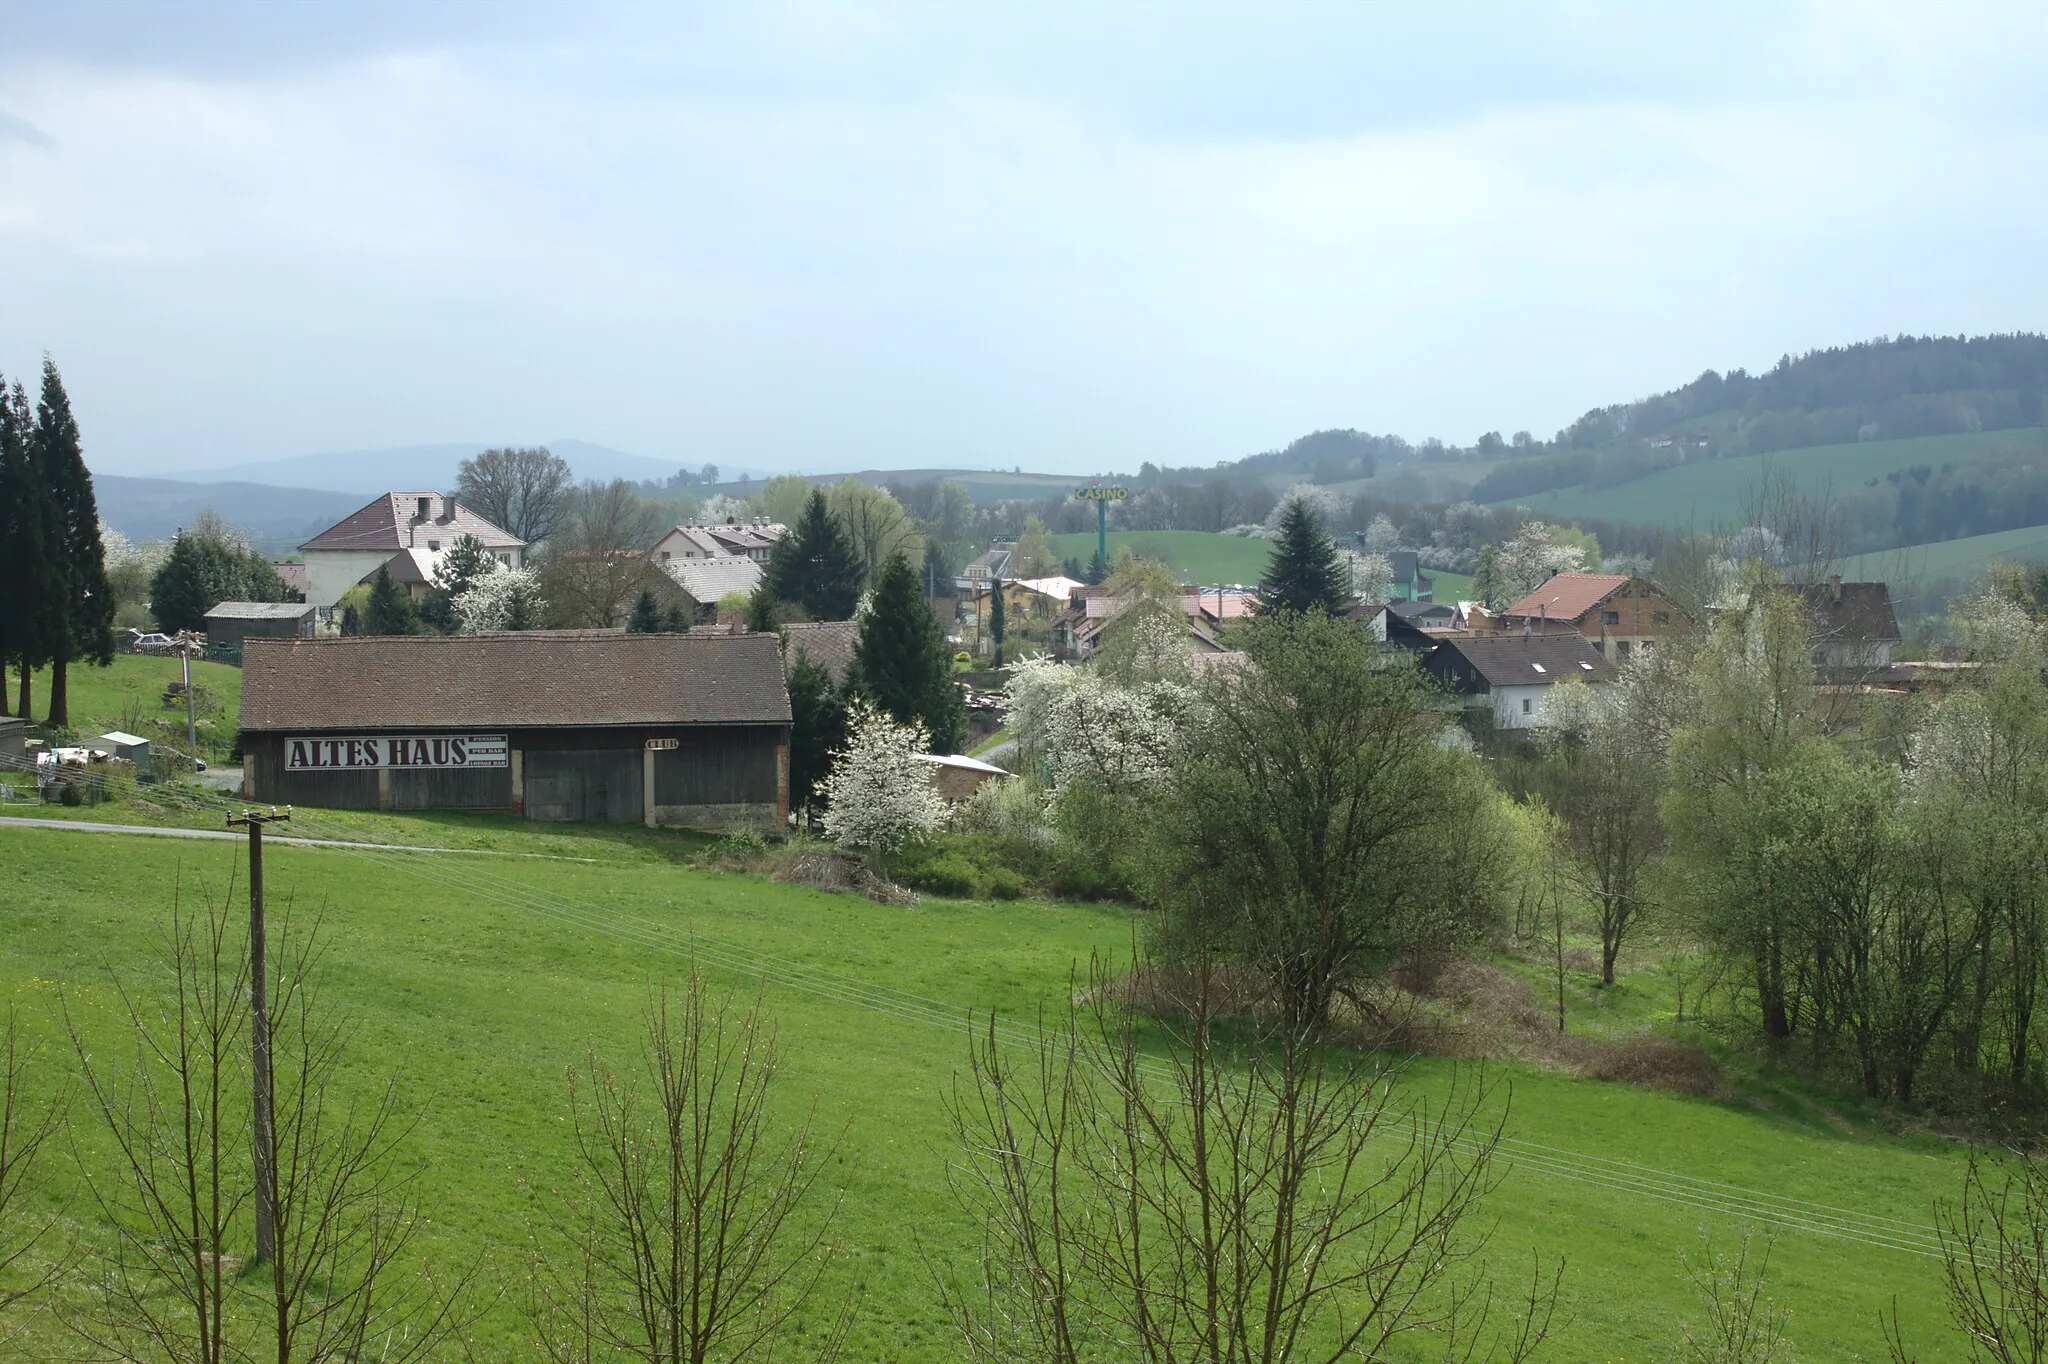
[779,619,860,683]
[239,631,791,829]
[1791,576,1902,671]
[299,491,524,609]
[1495,572,1686,662]
[1422,633,1619,729]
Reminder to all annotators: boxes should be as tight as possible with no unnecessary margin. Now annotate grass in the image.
[5,652,246,763]
[0,812,1982,1360]
[1842,523,2048,592]
[1050,531,1474,605]
[1494,427,2048,531]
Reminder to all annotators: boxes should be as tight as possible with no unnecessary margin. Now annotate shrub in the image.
[900,851,982,899]
[984,867,1026,901]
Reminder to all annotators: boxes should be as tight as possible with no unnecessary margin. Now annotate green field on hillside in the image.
[0,812,1981,1361]
[1496,428,2048,530]
[1841,523,2048,593]
[1049,531,1474,603]
[7,652,244,762]
[702,468,1088,507]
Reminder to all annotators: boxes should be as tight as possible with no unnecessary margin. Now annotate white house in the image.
[1421,633,1618,729]
[649,517,788,570]
[298,492,524,608]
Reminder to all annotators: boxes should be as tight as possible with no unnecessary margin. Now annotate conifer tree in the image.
[661,604,691,633]
[1086,550,1109,585]
[0,379,49,719]
[363,563,421,635]
[988,578,1007,667]
[785,655,847,818]
[627,588,662,633]
[853,551,963,754]
[33,359,111,727]
[1255,500,1349,616]
[764,490,860,621]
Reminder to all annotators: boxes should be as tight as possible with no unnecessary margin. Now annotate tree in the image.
[530,975,845,1364]
[434,533,499,599]
[1151,611,1504,1031]
[627,588,662,633]
[1255,499,1349,616]
[661,604,691,633]
[1011,517,1058,578]
[455,446,571,544]
[749,472,815,528]
[1343,549,1395,604]
[363,563,421,635]
[941,957,1558,1363]
[817,700,947,855]
[0,379,50,719]
[765,490,861,622]
[31,359,113,728]
[987,579,1006,666]
[786,656,847,820]
[1496,521,1589,602]
[451,563,546,634]
[149,518,297,634]
[1891,1150,2048,1364]
[852,552,963,754]
[1471,543,1505,609]
[538,481,666,628]
[1084,550,1108,585]
[1060,556,1084,581]
[826,479,919,590]
[1676,1231,1792,1364]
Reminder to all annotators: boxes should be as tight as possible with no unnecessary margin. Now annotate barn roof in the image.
[1426,634,1618,689]
[1499,573,1632,623]
[240,631,791,731]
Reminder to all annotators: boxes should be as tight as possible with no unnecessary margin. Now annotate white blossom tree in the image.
[1363,514,1402,553]
[452,561,547,632]
[1342,550,1394,605]
[1496,521,1588,601]
[696,493,749,524]
[1266,483,1350,532]
[819,701,948,855]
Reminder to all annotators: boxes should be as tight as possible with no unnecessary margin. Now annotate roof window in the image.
[1579,662,1593,670]
[1531,662,1546,673]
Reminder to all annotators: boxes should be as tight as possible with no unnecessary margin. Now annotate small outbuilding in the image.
[0,716,26,765]
[204,601,317,652]
[88,731,154,769]
[239,630,792,829]
[915,752,1013,803]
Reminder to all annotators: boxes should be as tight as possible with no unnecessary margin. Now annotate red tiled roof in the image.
[1500,573,1632,623]
[300,492,524,553]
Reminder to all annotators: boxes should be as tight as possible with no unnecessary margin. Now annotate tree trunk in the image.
[14,655,29,721]
[48,643,68,728]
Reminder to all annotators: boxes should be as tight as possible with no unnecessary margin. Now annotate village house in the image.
[1422,633,1619,730]
[203,601,317,652]
[1494,573,1686,662]
[298,492,525,609]
[1051,584,1249,660]
[239,630,791,829]
[649,516,788,567]
[660,555,765,622]
[915,752,1013,803]
[962,544,1014,584]
[1796,576,1902,672]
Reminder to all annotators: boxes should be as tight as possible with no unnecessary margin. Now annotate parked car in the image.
[125,629,175,652]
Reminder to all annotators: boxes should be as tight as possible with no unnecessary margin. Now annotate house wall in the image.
[305,549,401,608]
[1496,583,1686,661]
[246,724,789,829]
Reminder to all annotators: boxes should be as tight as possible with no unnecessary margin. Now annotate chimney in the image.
[1828,573,1843,602]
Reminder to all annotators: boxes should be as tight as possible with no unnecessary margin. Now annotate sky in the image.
[3,0,2046,480]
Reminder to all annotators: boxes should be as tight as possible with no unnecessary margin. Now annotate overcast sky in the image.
[3,1,2045,479]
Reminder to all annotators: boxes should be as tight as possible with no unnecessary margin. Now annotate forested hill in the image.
[1150,333,2048,494]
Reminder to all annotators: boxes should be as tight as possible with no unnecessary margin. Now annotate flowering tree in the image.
[1496,521,1588,601]
[1363,513,1402,553]
[1266,483,1350,532]
[1342,550,1394,605]
[452,561,546,632]
[819,701,948,855]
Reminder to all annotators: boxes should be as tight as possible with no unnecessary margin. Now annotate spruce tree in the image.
[852,551,963,753]
[33,359,111,727]
[627,588,662,633]
[661,604,691,633]
[988,579,1007,667]
[1255,500,1349,616]
[785,656,847,818]
[1086,550,1109,585]
[0,379,49,719]
[148,534,221,634]
[435,533,497,598]
[363,563,421,635]
[764,490,860,621]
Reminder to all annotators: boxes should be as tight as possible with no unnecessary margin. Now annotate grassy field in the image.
[1495,427,2048,531]
[1841,523,2048,592]
[1049,530,1475,603]
[6,652,244,762]
[0,805,1984,1361]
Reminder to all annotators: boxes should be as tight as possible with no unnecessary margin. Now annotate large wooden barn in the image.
[239,631,791,829]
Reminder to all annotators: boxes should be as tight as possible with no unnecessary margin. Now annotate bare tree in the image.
[1888,1149,2048,1363]
[825,479,920,590]
[1676,1230,1792,1364]
[538,481,668,628]
[938,955,1560,1363]
[1552,725,1664,986]
[0,1008,65,1320]
[530,972,848,1364]
[457,446,573,545]
[67,885,468,1364]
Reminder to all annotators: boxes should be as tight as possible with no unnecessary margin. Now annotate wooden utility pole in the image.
[229,805,292,1264]
[181,646,199,774]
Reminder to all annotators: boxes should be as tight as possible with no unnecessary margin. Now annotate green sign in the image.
[1074,485,1129,501]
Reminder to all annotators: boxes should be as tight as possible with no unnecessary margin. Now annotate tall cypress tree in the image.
[988,578,1007,667]
[764,490,860,622]
[30,361,111,726]
[0,380,49,718]
[1255,500,1349,617]
[852,551,963,753]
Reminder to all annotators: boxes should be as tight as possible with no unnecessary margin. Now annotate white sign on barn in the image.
[284,734,508,771]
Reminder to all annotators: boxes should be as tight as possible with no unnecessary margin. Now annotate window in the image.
[660,551,671,562]
[1531,662,1546,673]
[427,540,440,552]
[1602,610,1620,625]
[416,496,430,519]
[1615,641,1632,658]
[1521,697,1533,715]
[497,554,510,566]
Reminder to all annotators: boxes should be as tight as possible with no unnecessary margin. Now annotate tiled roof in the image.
[663,556,764,602]
[271,562,309,593]
[1792,580,1901,643]
[780,620,859,682]
[300,492,524,553]
[205,601,315,620]
[1500,573,1632,623]
[1427,634,1618,689]
[240,631,791,731]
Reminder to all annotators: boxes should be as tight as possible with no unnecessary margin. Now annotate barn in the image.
[239,631,791,829]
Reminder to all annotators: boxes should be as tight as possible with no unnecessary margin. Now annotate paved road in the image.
[0,817,596,860]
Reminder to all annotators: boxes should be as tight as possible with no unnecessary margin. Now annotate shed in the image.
[239,631,792,829]
[914,752,1013,803]
[204,601,317,652]
[89,731,154,765]
[0,716,25,765]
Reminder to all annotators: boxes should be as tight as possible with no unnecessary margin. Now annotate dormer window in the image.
[416,496,431,520]
[428,540,440,552]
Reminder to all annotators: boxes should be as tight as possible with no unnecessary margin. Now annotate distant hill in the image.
[94,476,369,552]
[166,438,693,494]
[693,468,1087,507]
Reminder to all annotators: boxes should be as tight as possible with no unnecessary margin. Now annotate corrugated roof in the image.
[205,601,314,620]
[300,492,524,553]
[240,631,791,731]
[1500,573,1632,623]
[1427,634,1618,688]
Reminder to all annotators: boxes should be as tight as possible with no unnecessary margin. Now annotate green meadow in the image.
[0,807,1982,1360]
[5,652,245,764]
[1049,529,1473,603]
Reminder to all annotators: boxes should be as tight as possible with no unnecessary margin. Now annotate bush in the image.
[900,851,982,899]
[984,867,1027,900]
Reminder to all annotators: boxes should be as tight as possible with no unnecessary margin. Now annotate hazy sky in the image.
[4,1,2045,478]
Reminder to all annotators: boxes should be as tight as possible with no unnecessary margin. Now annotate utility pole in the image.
[181,645,199,775]
[230,805,292,1264]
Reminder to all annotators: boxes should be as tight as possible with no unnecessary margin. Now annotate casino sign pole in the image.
[1073,482,1129,570]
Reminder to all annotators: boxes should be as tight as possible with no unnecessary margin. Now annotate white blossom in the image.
[1363,514,1402,553]
[1342,550,1394,604]
[697,494,749,524]
[1496,521,1587,600]
[1267,483,1350,531]
[452,561,547,632]
[1532,675,1611,749]
[819,701,949,853]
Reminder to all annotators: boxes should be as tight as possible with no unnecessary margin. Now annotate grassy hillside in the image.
[1053,530,1276,584]
[703,468,1087,506]
[9,652,244,762]
[0,812,1977,1360]
[1495,428,2048,530]
[1842,524,2048,599]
